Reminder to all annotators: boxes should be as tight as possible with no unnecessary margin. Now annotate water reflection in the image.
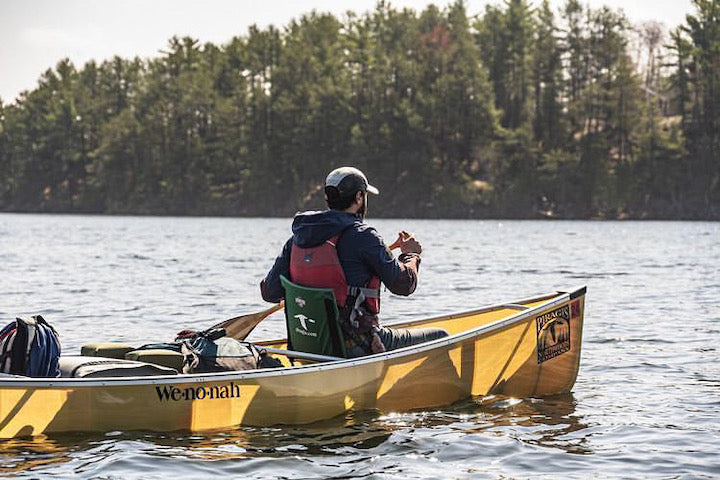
[479,394,591,454]
[377,393,590,455]
[0,411,392,474]
[0,394,588,475]
[144,411,394,460]
[0,433,82,475]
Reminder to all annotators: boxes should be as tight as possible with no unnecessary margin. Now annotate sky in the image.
[0,0,694,103]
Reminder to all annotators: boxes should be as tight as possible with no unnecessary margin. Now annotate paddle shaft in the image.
[262,346,342,363]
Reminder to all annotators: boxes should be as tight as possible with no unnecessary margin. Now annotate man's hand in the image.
[389,230,422,254]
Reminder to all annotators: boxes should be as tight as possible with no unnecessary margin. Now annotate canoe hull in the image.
[0,288,585,438]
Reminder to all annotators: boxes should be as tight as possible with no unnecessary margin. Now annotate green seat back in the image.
[280,275,347,358]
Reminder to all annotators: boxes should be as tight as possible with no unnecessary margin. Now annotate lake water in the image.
[0,214,718,478]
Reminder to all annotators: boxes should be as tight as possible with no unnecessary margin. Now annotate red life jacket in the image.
[289,235,380,313]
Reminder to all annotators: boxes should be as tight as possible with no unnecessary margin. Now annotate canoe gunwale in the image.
[0,287,586,389]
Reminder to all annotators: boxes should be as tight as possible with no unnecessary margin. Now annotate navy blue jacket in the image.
[260,210,420,303]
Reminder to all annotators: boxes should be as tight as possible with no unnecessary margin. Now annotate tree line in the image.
[0,0,718,219]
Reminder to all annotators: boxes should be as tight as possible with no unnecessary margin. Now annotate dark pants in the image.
[347,326,448,358]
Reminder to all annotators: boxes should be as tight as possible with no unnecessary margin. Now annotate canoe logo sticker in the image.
[536,305,571,363]
[294,314,317,337]
[155,383,241,402]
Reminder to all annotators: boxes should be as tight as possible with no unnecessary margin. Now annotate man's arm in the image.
[260,237,293,303]
[362,230,421,296]
[388,252,421,295]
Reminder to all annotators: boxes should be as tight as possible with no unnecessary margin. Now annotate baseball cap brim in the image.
[366,184,379,195]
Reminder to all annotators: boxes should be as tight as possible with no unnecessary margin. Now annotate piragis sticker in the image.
[536,305,571,363]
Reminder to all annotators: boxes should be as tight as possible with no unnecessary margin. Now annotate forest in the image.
[0,0,718,219]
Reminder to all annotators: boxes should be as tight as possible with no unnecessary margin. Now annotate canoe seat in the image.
[81,343,135,359]
[125,349,184,371]
[280,275,347,358]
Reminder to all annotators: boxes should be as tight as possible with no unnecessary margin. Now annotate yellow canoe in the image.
[0,286,586,439]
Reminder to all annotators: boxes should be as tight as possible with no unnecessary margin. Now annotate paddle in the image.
[207,302,284,341]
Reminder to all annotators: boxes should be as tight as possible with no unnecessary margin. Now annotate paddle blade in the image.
[214,302,284,340]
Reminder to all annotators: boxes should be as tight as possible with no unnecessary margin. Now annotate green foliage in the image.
[0,1,716,218]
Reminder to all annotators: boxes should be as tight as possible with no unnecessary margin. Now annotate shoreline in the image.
[1,209,717,221]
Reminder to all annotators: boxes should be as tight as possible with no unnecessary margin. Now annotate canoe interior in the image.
[256,291,563,365]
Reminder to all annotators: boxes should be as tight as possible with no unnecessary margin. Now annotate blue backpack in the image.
[0,315,61,377]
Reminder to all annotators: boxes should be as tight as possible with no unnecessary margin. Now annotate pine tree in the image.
[533,0,564,150]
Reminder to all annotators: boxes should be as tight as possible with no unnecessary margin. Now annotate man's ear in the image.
[355,190,364,203]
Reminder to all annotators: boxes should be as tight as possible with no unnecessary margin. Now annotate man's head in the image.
[324,167,379,215]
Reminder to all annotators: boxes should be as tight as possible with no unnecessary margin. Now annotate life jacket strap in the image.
[347,286,380,299]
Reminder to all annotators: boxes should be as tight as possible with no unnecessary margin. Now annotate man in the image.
[260,166,447,357]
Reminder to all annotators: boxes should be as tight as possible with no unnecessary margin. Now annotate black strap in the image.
[10,319,28,375]
[0,328,15,372]
[325,298,344,357]
[338,306,373,354]
[135,342,183,353]
[34,315,59,339]
[71,359,118,378]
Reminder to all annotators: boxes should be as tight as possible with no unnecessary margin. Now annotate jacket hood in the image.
[291,210,361,248]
